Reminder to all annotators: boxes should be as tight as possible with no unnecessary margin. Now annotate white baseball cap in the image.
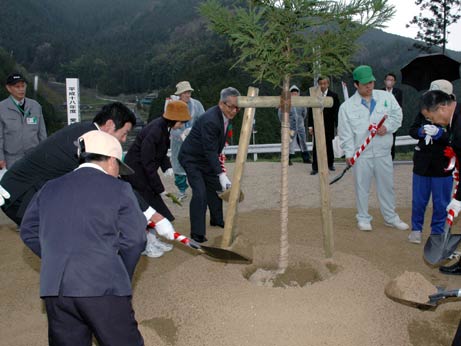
[430,79,454,96]
[77,130,134,175]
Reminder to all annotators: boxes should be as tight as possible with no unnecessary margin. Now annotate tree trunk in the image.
[278,73,291,273]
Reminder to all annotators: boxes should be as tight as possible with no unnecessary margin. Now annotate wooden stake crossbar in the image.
[237,95,333,108]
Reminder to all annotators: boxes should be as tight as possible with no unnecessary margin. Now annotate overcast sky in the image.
[383,0,461,52]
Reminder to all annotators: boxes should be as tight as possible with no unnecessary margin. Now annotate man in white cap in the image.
[20,130,146,346]
[408,80,456,245]
[169,81,205,201]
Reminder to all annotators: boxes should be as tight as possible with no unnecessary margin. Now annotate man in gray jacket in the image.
[0,72,47,168]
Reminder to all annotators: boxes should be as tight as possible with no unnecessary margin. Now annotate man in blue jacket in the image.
[20,130,146,346]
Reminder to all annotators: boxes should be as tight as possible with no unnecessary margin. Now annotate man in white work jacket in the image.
[338,65,409,232]
[0,72,47,168]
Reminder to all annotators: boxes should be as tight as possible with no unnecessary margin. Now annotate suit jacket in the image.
[308,90,340,140]
[20,167,146,297]
[178,105,228,175]
[409,112,451,177]
[381,87,403,108]
[1,122,97,219]
[124,117,171,195]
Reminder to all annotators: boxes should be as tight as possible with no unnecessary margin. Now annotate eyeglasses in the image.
[224,102,240,112]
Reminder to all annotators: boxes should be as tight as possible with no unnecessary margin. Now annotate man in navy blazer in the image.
[20,130,146,346]
[382,72,403,160]
[179,87,240,243]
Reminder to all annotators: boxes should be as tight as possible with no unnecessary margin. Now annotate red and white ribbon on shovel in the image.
[330,114,387,185]
[444,146,459,198]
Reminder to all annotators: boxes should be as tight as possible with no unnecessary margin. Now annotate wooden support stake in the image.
[237,95,333,109]
[309,86,334,259]
[221,86,259,248]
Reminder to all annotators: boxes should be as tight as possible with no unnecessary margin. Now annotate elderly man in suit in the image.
[382,72,403,160]
[308,76,340,175]
[20,130,146,346]
[179,87,240,243]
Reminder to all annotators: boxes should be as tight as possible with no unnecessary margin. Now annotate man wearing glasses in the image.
[179,87,241,243]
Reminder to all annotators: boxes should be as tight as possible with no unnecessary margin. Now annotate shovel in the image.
[173,232,251,264]
[386,285,461,311]
[423,216,461,266]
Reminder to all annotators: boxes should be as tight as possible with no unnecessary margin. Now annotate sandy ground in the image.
[2,161,461,346]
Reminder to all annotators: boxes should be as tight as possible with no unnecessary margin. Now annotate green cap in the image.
[353,65,376,84]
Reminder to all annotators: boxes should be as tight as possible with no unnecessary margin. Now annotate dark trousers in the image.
[311,136,334,171]
[183,162,223,237]
[2,187,38,226]
[453,318,461,346]
[391,133,396,160]
[44,295,144,346]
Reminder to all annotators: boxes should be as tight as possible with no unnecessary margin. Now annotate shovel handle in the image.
[428,289,461,304]
[173,232,201,250]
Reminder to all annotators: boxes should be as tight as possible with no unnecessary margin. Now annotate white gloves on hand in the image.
[163,168,174,177]
[424,124,440,137]
[219,172,232,191]
[180,128,191,141]
[154,218,175,240]
[447,199,461,218]
[424,135,433,146]
[0,184,11,207]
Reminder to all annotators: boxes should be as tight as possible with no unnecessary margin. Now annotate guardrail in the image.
[221,135,418,155]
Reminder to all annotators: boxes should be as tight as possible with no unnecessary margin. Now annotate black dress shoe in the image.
[439,260,461,275]
[191,234,208,243]
[329,166,336,171]
[310,170,318,175]
[210,221,225,228]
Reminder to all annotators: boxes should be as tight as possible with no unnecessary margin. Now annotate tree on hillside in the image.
[200,0,395,271]
[407,0,461,53]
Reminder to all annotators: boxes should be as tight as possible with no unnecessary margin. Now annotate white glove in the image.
[180,127,191,141]
[219,172,232,191]
[0,184,11,207]
[154,218,175,240]
[447,199,461,218]
[424,134,433,146]
[163,168,174,177]
[423,124,440,137]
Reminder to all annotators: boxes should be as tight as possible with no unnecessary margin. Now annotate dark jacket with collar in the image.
[123,117,171,195]
[409,112,451,177]
[20,167,146,297]
[381,87,403,108]
[178,105,228,175]
[308,89,340,139]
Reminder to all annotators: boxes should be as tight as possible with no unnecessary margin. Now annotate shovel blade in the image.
[424,230,461,266]
[199,244,251,264]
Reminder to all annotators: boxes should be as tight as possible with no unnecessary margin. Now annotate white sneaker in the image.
[358,222,372,231]
[177,191,187,202]
[408,231,422,244]
[385,220,409,231]
[152,237,174,252]
[141,244,164,258]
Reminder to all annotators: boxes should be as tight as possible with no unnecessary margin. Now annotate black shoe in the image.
[439,260,461,275]
[191,234,208,243]
[289,154,294,166]
[329,166,336,171]
[210,221,225,228]
[310,170,318,175]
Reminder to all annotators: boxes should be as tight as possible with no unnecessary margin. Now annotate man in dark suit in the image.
[179,87,240,243]
[20,130,146,346]
[382,73,403,160]
[0,102,175,244]
[308,76,340,175]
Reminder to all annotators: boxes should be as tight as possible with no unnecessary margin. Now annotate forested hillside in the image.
[1,0,460,142]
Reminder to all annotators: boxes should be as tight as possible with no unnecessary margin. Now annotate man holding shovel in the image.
[338,65,408,232]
